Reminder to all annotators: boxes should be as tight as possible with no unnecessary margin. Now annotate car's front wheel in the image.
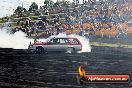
[35,47,45,54]
[66,48,75,53]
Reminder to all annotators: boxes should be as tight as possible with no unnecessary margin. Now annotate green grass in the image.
[48,25,54,27]
[0,20,2,22]
[42,15,49,17]
[58,13,64,14]
[11,22,19,26]
[60,18,65,20]
[50,14,58,16]
[2,19,8,21]
[7,22,17,24]
[0,23,4,24]
[90,42,132,48]
[29,16,39,18]
[11,26,21,28]
[47,18,54,21]
[34,20,42,23]
[13,18,21,20]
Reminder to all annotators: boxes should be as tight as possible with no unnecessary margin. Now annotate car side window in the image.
[59,39,68,44]
[50,39,59,44]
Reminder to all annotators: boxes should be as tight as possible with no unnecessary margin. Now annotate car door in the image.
[58,38,69,51]
[45,38,60,51]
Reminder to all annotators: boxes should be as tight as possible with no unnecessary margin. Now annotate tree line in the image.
[14,0,71,17]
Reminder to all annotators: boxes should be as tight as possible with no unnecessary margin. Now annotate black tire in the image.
[66,48,75,53]
[35,47,45,54]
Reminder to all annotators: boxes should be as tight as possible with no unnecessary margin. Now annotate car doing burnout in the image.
[28,37,82,53]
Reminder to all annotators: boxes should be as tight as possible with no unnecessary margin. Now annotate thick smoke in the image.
[68,34,91,53]
[0,29,33,49]
[0,30,91,52]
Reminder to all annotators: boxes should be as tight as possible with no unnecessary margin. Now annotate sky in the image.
[0,0,83,18]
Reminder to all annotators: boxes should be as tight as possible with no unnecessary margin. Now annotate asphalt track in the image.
[0,46,132,88]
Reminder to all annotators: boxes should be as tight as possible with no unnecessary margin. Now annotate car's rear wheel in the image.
[66,48,75,53]
[35,47,45,54]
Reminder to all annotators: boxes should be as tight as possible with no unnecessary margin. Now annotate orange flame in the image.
[78,66,86,76]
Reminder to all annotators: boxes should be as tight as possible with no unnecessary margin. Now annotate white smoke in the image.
[0,30,91,52]
[0,29,33,49]
[68,34,91,53]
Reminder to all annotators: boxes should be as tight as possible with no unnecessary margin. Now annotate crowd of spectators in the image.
[63,0,132,39]
[9,0,132,38]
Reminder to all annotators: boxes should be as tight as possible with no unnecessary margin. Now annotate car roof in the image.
[52,37,77,39]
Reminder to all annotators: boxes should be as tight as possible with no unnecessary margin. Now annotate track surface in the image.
[0,46,132,88]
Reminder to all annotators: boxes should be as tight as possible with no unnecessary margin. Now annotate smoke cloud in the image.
[0,29,33,49]
[0,30,91,52]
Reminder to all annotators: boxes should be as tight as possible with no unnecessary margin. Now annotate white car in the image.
[28,37,82,53]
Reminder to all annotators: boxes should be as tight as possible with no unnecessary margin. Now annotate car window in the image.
[50,39,59,44]
[69,39,79,44]
[59,39,68,44]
